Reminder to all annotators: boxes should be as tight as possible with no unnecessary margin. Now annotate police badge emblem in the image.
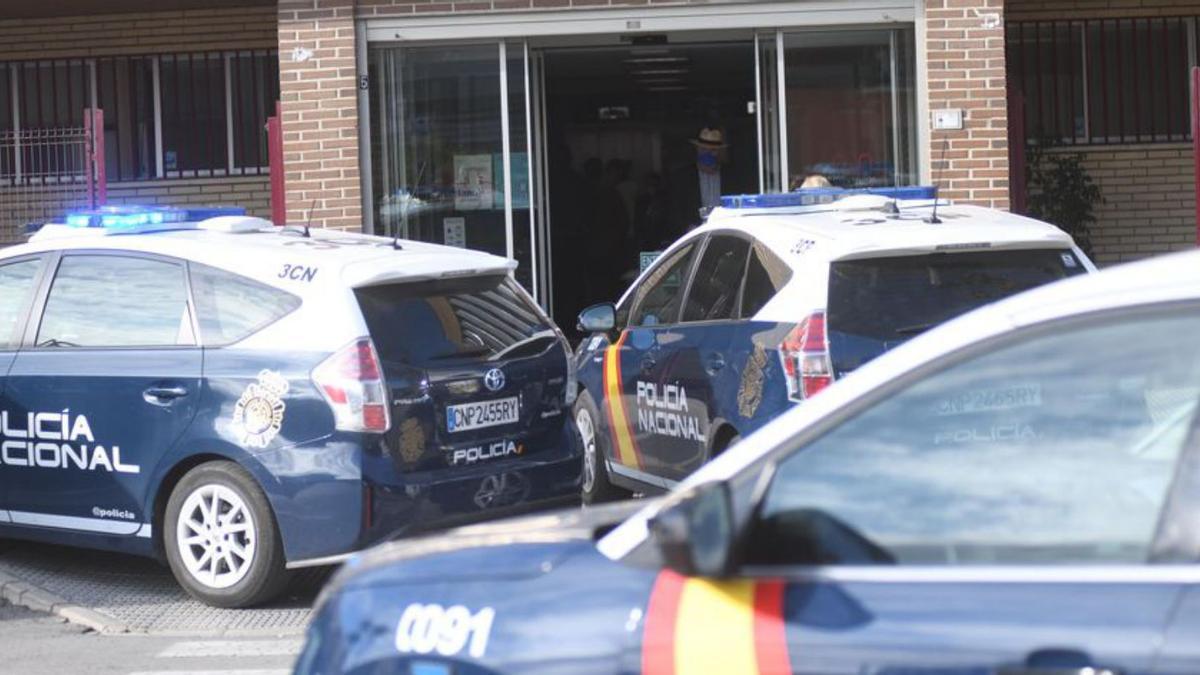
[233,370,290,449]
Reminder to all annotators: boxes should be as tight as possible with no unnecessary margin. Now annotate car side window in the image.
[190,263,300,345]
[747,308,1200,567]
[631,242,696,327]
[682,235,750,323]
[0,258,43,349]
[37,255,191,348]
[740,241,791,318]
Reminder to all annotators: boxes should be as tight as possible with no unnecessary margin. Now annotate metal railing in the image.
[0,109,104,243]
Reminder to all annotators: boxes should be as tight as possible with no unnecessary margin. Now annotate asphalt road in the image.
[0,597,302,674]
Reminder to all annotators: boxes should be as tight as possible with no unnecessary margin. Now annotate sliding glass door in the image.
[369,41,542,300]
[757,27,917,191]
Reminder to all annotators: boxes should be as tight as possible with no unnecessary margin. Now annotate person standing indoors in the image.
[691,127,727,210]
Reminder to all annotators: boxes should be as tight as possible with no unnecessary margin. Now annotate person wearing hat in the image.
[691,127,727,210]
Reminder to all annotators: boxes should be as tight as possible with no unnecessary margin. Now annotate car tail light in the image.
[779,311,833,401]
[312,337,391,433]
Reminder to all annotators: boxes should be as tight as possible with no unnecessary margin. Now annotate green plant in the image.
[1024,141,1102,257]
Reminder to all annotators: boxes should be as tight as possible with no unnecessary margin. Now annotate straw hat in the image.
[689,127,727,149]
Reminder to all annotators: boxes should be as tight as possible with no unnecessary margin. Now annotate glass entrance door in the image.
[756,27,917,191]
[369,41,542,300]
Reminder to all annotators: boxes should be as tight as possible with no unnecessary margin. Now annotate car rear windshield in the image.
[828,248,1086,343]
[355,275,555,366]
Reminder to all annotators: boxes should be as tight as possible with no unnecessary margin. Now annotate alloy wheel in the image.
[175,484,257,589]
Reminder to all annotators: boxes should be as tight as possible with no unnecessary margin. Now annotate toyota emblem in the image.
[484,368,505,392]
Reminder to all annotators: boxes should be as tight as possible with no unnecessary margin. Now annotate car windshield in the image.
[826,248,1086,374]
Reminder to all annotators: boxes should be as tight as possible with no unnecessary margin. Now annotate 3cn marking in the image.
[279,263,318,282]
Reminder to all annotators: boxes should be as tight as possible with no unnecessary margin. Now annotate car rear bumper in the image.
[359,436,583,547]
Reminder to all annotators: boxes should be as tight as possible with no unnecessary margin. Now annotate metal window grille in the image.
[1007,17,1196,145]
[2,49,278,182]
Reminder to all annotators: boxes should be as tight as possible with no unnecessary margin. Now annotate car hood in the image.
[325,500,651,598]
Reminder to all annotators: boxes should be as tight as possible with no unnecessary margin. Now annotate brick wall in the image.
[925,0,1009,209]
[278,0,362,230]
[0,6,275,60]
[107,176,273,220]
[1050,144,1197,265]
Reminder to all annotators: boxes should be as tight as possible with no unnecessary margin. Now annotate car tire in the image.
[574,390,632,505]
[163,461,291,608]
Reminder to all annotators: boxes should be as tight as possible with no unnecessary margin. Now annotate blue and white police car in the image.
[572,187,1096,502]
[297,247,1200,675]
[0,206,581,607]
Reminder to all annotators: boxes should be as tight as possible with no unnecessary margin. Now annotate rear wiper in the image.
[892,321,937,336]
[491,330,558,360]
[37,338,80,348]
[427,345,492,360]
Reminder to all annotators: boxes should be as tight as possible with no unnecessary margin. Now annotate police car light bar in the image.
[720,186,938,210]
[64,205,247,229]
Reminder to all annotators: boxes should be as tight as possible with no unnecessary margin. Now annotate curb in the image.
[0,569,129,634]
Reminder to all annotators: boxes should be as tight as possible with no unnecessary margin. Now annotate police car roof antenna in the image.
[302,200,314,238]
[925,137,948,225]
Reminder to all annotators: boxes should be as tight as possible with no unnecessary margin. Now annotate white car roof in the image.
[16,217,515,295]
[701,198,1078,262]
[598,247,1200,560]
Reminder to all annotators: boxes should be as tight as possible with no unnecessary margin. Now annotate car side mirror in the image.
[577,302,616,334]
[648,481,735,578]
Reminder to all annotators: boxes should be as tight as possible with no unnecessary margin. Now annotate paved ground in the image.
[0,539,328,635]
[0,598,302,675]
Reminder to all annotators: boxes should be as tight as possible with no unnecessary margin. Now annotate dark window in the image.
[740,241,792,318]
[0,258,42,348]
[38,255,190,348]
[631,243,696,327]
[0,50,278,181]
[682,235,749,323]
[1008,17,1192,144]
[97,56,155,181]
[749,309,1200,567]
[229,50,279,174]
[161,53,228,176]
[356,275,554,365]
[825,248,1085,374]
[190,263,300,345]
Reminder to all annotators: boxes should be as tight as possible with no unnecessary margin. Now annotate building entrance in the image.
[538,43,756,328]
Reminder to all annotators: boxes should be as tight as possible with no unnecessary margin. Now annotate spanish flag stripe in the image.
[602,332,641,469]
[752,581,791,674]
[642,570,686,675]
[674,578,759,674]
[642,572,793,675]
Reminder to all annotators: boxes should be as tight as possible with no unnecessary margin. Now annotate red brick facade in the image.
[278,0,363,230]
[925,0,1010,209]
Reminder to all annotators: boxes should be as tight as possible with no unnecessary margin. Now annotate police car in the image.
[572,187,1096,502]
[0,206,581,607]
[296,247,1200,674]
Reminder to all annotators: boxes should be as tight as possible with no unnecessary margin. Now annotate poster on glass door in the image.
[454,155,493,211]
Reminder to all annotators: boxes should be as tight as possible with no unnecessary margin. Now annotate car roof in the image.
[14,217,516,293]
[598,247,1200,560]
[700,198,1078,262]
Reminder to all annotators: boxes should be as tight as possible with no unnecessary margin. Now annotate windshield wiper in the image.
[37,338,80,348]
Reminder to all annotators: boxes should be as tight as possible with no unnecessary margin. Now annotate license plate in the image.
[446,397,520,433]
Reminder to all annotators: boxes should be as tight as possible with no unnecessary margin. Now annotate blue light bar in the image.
[720,186,938,210]
[63,205,246,229]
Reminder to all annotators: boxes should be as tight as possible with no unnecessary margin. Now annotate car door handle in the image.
[143,386,189,404]
[640,356,656,373]
[705,353,726,374]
